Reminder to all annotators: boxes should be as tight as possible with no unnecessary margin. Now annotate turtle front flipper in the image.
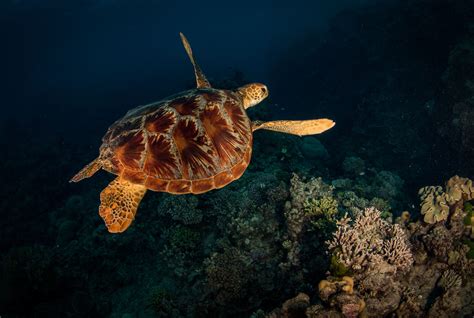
[99,178,147,233]
[252,119,335,136]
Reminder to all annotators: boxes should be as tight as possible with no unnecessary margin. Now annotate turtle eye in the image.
[261,87,267,94]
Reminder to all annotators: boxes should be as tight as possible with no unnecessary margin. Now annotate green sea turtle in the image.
[71,33,335,233]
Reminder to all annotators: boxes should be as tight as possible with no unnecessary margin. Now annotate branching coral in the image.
[326,207,413,274]
[381,224,414,273]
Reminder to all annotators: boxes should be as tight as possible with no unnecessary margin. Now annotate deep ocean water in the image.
[1,0,474,317]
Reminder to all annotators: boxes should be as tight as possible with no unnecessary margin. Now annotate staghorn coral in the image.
[326,207,413,274]
[381,224,414,272]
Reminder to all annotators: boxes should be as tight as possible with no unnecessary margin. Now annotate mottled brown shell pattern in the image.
[99,88,252,194]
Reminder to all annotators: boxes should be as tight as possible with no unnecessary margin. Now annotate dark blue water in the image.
[1,0,473,317]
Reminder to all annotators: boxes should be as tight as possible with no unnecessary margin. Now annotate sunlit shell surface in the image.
[99,88,252,194]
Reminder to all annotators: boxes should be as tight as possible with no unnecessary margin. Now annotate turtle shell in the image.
[99,88,252,194]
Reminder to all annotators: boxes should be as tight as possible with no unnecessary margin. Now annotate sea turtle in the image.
[71,33,335,233]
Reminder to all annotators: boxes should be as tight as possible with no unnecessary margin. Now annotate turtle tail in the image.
[70,158,102,183]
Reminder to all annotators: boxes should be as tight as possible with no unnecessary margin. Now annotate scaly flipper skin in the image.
[179,32,211,88]
[99,178,147,233]
[70,158,101,183]
[252,119,335,136]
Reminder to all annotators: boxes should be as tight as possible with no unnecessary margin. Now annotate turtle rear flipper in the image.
[70,158,101,183]
[253,119,335,136]
[99,178,147,233]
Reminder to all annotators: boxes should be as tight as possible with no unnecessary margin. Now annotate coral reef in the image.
[3,1,474,316]
[268,176,474,318]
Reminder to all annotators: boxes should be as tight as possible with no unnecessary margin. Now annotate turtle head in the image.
[237,83,269,109]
